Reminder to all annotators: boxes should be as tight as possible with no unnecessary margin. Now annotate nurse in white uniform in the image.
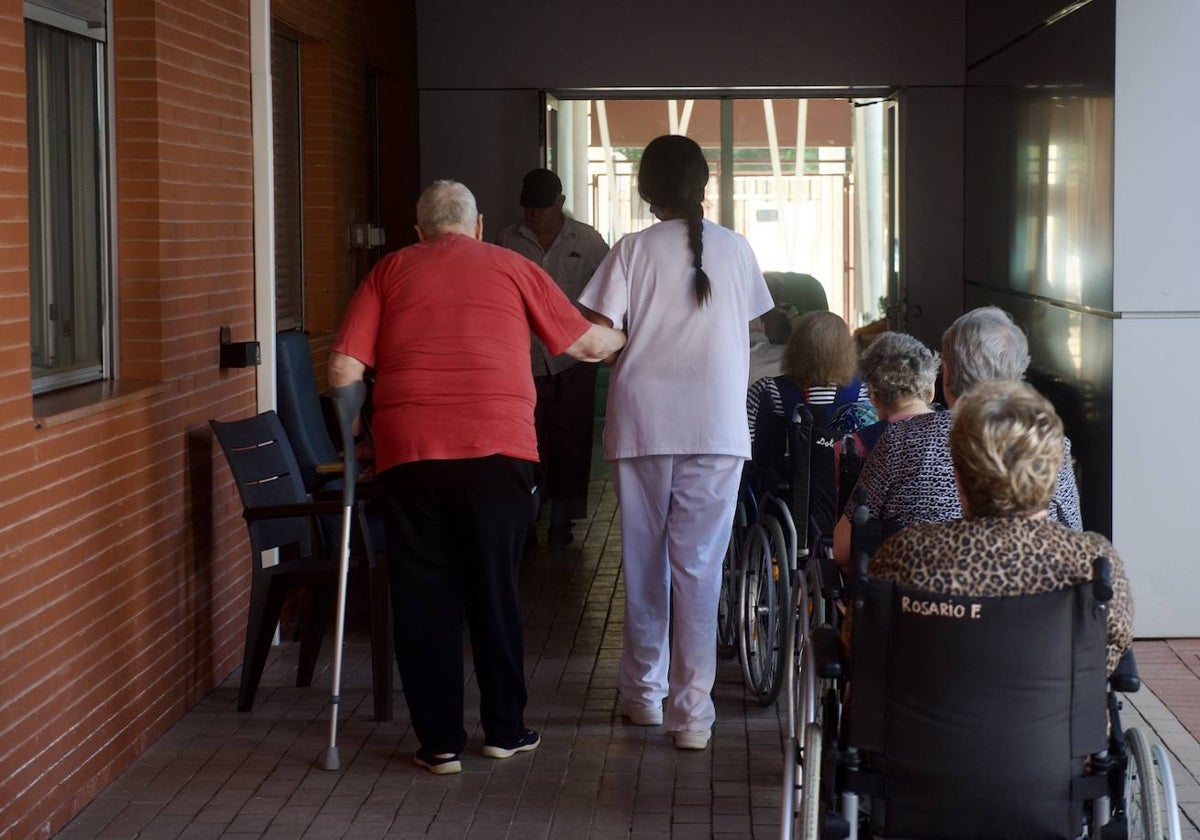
[579,135,774,749]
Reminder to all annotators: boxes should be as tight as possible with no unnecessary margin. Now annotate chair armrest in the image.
[243,500,346,521]
[311,483,382,505]
[315,460,376,478]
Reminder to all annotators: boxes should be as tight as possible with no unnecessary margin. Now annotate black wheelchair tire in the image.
[757,515,791,707]
[738,524,776,698]
[717,501,747,658]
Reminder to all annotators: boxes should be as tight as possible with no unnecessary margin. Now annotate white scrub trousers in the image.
[611,453,743,733]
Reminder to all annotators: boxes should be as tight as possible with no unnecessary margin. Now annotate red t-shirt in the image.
[332,234,590,472]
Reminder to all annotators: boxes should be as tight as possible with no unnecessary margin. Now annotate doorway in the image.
[545,95,895,330]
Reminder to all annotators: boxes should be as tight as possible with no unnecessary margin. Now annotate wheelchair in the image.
[718,404,822,706]
[779,514,1182,840]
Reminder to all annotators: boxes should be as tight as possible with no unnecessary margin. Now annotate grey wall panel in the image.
[1114,0,1200,313]
[1112,316,1200,637]
[417,1,966,90]
[899,87,964,348]
[966,0,1079,66]
[1111,0,1200,636]
[419,90,543,241]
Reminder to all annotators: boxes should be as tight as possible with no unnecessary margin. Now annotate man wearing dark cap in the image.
[497,168,610,546]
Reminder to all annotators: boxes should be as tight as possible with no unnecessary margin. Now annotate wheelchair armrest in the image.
[813,624,846,680]
[815,551,844,601]
[1109,649,1140,693]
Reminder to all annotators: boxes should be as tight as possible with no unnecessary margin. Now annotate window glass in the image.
[26,17,107,392]
[272,32,303,331]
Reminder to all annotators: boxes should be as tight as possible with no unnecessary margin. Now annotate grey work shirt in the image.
[496,216,609,376]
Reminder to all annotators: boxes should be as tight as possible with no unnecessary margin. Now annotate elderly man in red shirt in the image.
[329,180,625,775]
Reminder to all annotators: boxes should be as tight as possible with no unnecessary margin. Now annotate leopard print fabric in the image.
[843,410,1083,530]
[871,516,1134,674]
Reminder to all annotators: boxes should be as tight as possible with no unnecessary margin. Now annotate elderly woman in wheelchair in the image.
[780,380,1179,840]
[832,306,1084,571]
[720,312,876,704]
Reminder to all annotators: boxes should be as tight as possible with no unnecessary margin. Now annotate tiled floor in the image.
[57,476,1200,839]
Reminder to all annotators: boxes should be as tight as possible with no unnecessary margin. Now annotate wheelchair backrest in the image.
[847,577,1109,839]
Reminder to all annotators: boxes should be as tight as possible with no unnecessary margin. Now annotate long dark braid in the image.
[684,200,710,305]
[639,135,712,306]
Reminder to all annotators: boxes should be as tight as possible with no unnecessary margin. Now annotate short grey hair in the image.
[941,306,1031,397]
[857,332,940,408]
[416,180,479,235]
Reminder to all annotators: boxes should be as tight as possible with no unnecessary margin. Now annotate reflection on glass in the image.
[977,90,1115,310]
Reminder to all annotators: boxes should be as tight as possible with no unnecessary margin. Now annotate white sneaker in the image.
[672,729,711,750]
[621,703,664,726]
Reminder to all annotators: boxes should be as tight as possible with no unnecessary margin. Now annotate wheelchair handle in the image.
[1091,556,1113,604]
[328,380,367,508]
[849,503,871,597]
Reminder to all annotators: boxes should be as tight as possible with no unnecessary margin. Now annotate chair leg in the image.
[239,572,288,712]
[369,561,395,722]
[296,585,331,688]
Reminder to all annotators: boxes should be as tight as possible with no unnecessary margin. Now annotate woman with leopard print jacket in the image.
[855,380,1132,674]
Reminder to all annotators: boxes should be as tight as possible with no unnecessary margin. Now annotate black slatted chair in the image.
[276,329,340,496]
[210,410,393,721]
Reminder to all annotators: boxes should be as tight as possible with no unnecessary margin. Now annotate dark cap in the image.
[519,168,562,208]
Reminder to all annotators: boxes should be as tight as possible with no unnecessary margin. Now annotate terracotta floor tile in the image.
[56,476,1200,839]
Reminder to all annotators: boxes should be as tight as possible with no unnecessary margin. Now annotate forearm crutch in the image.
[322,380,367,771]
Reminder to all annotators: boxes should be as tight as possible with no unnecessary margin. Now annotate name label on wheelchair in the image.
[901,595,983,619]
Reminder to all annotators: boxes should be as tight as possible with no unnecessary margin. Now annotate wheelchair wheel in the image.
[782,568,824,840]
[1126,727,1165,840]
[757,515,791,706]
[781,728,799,840]
[738,524,774,695]
[1151,742,1183,840]
[717,500,747,658]
[798,720,823,840]
[738,521,788,703]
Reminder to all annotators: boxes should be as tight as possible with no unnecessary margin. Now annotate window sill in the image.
[34,379,170,429]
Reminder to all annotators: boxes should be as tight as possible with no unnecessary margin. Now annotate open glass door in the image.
[541,92,558,171]
[848,96,896,332]
[885,98,900,330]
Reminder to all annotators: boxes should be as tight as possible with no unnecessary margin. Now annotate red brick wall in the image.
[0,1,415,837]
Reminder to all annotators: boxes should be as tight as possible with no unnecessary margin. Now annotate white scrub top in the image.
[579,218,774,460]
